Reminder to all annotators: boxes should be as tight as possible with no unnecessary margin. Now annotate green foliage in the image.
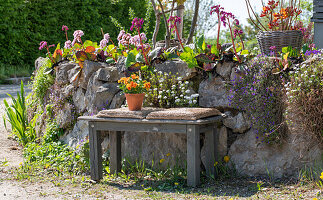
[229,56,287,144]
[0,0,160,73]
[21,141,90,176]
[31,59,54,104]
[43,120,64,144]
[3,81,37,145]
[286,59,323,143]
[143,71,198,108]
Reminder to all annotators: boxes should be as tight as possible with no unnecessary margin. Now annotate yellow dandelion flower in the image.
[214,162,218,166]
[174,182,179,186]
[160,158,165,164]
[166,153,171,157]
[320,172,323,180]
[224,155,230,163]
[313,198,318,200]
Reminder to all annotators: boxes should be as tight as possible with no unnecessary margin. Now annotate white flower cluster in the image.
[145,71,199,108]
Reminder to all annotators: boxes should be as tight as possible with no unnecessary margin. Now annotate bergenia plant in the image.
[167,16,184,50]
[39,41,60,64]
[210,5,224,50]
[130,17,149,65]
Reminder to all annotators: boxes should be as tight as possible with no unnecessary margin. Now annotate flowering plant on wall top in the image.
[245,0,302,31]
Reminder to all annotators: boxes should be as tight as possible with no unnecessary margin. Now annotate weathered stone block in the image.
[223,112,250,133]
[154,59,196,80]
[199,76,232,109]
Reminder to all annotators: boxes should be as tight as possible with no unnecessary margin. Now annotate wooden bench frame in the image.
[78,115,222,187]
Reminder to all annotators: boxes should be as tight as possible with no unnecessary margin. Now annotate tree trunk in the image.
[150,0,160,48]
[176,4,185,40]
[186,0,199,45]
[157,0,170,49]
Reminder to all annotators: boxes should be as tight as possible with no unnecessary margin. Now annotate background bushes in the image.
[0,0,164,77]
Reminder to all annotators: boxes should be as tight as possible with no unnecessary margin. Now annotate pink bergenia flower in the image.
[64,40,72,49]
[73,30,84,42]
[117,30,126,41]
[100,39,108,49]
[130,18,144,31]
[168,16,181,32]
[140,33,147,41]
[62,25,69,31]
[104,33,110,41]
[49,44,55,48]
[39,41,47,50]
[210,5,223,15]
[233,29,243,38]
[129,35,140,47]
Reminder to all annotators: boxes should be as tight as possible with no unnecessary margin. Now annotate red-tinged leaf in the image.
[76,51,87,62]
[85,46,95,53]
[90,53,96,61]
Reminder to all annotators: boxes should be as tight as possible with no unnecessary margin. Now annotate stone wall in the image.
[34,56,322,178]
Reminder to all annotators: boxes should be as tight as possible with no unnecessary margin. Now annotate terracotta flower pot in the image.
[125,93,145,111]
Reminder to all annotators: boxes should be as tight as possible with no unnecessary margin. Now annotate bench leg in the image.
[89,122,103,181]
[110,131,122,174]
[187,125,200,187]
[204,125,217,177]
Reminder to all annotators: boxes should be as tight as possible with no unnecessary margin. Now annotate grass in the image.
[0,64,33,84]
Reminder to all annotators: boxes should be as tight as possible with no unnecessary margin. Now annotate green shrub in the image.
[0,0,159,74]
[286,58,323,143]
[31,59,54,104]
[3,81,37,145]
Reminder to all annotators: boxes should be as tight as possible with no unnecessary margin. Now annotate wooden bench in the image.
[78,115,222,187]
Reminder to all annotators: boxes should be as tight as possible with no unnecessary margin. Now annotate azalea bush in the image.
[143,71,198,108]
[228,56,287,144]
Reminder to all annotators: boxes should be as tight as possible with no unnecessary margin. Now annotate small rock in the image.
[223,112,250,133]
[61,85,75,98]
[56,103,73,129]
[154,59,196,80]
[199,76,232,109]
[96,66,121,82]
[73,87,86,113]
[109,91,126,109]
[216,61,235,80]
[56,62,78,85]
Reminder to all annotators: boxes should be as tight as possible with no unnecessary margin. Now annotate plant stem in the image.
[174,26,184,50]
[137,28,149,65]
[228,20,241,63]
[217,13,221,50]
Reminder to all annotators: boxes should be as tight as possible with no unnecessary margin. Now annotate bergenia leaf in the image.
[85,46,95,53]
[76,51,88,62]
[125,52,136,68]
[195,54,213,63]
[211,45,219,56]
[241,50,249,55]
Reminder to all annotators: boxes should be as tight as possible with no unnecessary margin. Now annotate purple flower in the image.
[49,44,55,48]
[39,41,47,50]
[64,40,72,49]
[100,39,108,49]
[234,19,239,26]
[104,33,110,41]
[130,18,144,31]
[62,25,69,31]
[305,50,321,56]
[207,44,211,49]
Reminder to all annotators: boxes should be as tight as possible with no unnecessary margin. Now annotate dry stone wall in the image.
[34,56,322,178]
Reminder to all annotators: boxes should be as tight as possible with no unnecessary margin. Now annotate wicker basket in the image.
[256,30,303,55]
